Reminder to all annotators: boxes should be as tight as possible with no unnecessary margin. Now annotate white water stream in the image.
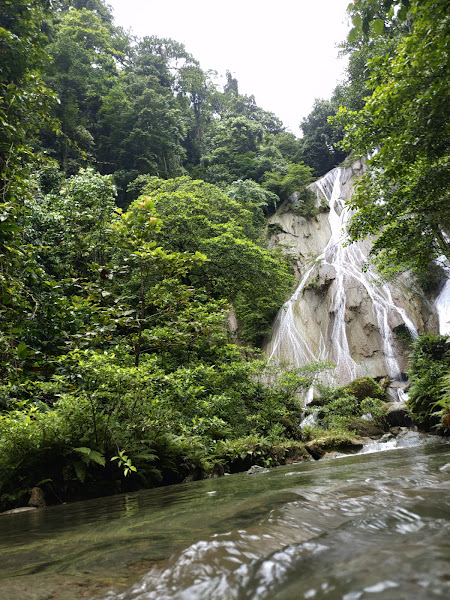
[434,234,450,334]
[267,168,419,384]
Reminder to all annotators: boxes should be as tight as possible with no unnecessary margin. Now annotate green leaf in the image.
[352,14,363,31]
[74,446,106,466]
[398,5,408,21]
[73,461,87,483]
[17,342,32,359]
[135,452,158,461]
[372,19,384,35]
[348,28,358,43]
[88,450,106,466]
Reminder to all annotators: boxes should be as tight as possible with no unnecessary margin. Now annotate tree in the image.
[225,179,279,223]
[96,72,187,199]
[297,99,347,177]
[262,162,314,203]
[135,177,294,343]
[42,6,128,173]
[333,0,450,278]
[346,0,413,43]
[0,0,57,380]
[1,169,120,379]
[0,0,56,200]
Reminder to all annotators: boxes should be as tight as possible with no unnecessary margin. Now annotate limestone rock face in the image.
[265,163,440,387]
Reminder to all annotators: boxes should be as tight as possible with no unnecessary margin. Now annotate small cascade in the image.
[435,278,450,335]
[434,236,450,335]
[266,166,420,385]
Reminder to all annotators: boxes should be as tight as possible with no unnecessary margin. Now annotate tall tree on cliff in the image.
[333,0,449,278]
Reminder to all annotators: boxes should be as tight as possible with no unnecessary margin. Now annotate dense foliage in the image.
[305,377,387,431]
[333,0,450,278]
[407,334,450,431]
[1,0,448,511]
[0,0,321,510]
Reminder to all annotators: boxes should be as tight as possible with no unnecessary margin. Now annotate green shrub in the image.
[306,377,386,431]
[341,377,386,403]
[407,333,450,430]
[0,348,328,510]
[215,435,308,471]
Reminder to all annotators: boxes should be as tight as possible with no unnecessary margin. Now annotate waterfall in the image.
[266,167,420,385]
[435,278,450,335]
[434,234,450,335]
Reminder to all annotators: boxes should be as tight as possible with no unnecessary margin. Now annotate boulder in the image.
[247,465,269,475]
[386,380,409,402]
[1,506,37,515]
[28,487,46,508]
[347,421,386,438]
[182,466,204,483]
[210,463,225,478]
[384,401,415,427]
[305,437,363,460]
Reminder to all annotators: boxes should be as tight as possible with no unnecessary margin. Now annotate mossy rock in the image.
[305,435,363,460]
[347,419,387,438]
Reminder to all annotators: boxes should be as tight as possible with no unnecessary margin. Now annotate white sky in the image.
[106,0,351,135]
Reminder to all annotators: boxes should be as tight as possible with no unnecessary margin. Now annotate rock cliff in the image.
[264,162,440,385]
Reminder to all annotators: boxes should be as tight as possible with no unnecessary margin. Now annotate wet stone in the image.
[384,402,415,427]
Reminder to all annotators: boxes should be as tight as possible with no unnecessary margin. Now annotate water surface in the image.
[1,438,449,600]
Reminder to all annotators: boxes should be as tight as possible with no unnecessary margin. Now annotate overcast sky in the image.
[106,0,351,135]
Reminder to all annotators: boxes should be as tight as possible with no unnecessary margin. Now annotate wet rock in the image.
[247,465,269,475]
[305,438,363,460]
[28,487,46,508]
[210,463,225,478]
[378,377,390,390]
[386,380,409,401]
[305,440,324,460]
[389,426,418,437]
[182,467,204,483]
[283,446,312,464]
[384,401,414,427]
[346,284,364,311]
[1,506,37,515]
[317,263,336,290]
[264,161,441,385]
[347,421,386,438]
[389,426,402,436]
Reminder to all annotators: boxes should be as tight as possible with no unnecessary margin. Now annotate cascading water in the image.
[266,167,420,385]
[435,277,450,335]
[434,233,450,335]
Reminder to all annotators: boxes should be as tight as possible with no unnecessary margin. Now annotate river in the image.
[1,437,449,600]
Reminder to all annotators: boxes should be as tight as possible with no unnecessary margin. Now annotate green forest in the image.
[0,0,449,510]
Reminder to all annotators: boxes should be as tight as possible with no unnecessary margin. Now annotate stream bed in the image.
[1,437,449,600]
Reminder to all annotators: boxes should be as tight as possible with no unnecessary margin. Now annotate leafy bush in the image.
[291,188,319,220]
[0,348,327,510]
[214,435,308,471]
[341,377,386,403]
[407,333,450,430]
[307,377,386,430]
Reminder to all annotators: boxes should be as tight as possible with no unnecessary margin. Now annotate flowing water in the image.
[266,168,419,384]
[435,233,450,335]
[1,438,449,600]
